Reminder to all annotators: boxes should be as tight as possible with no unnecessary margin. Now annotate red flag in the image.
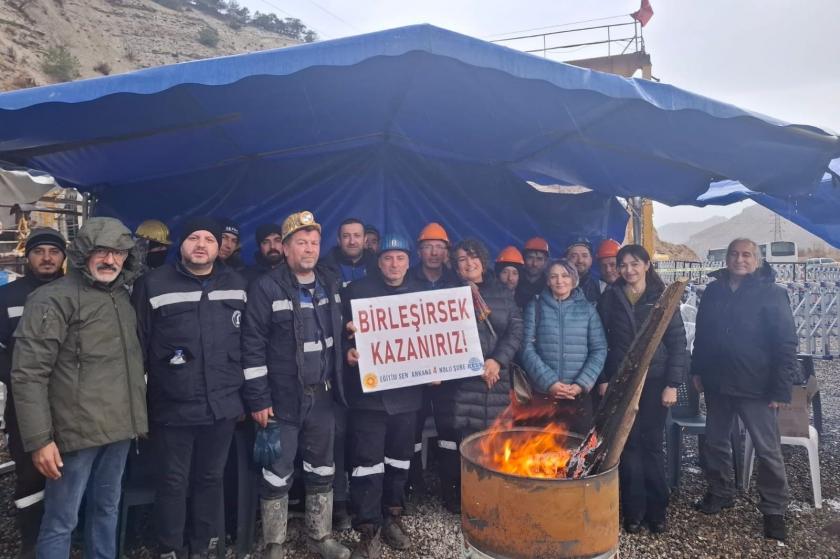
[632,0,654,27]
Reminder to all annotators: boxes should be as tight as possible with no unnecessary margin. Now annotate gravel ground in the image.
[1,359,838,558]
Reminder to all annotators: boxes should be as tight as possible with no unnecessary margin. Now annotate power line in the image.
[250,0,331,39]
[296,0,361,33]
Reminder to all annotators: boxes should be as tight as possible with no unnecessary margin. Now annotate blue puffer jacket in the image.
[520,288,607,393]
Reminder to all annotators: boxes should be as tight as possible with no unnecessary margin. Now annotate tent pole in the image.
[631,196,643,245]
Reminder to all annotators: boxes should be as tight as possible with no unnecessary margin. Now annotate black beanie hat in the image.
[219,218,240,238]
[255,223,283,245]
[25,228,66,256]
[180,217,223,246]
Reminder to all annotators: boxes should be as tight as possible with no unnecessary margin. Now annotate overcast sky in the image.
[241,0,840,226]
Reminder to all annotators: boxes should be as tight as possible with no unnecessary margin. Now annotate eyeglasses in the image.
[91,247,129,260]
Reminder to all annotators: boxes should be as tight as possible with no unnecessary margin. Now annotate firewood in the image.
[566,280,686,478]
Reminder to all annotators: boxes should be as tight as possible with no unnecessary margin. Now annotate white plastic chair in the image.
[743,425,821,508]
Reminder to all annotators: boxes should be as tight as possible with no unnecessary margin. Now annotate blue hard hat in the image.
[379,233,412,255]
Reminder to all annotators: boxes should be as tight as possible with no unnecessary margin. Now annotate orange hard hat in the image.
[417,222,450,245]
[596,239,621,259]
[496,246,525,266]
[523,237,550,254]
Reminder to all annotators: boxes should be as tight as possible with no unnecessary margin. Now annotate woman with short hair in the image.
[519,259,607,435]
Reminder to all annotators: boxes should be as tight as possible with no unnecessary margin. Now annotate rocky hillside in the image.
[0,0,303,91]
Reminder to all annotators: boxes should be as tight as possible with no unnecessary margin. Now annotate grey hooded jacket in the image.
[12,217,148,453]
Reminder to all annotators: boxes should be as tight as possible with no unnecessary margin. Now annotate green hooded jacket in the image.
[12,217,148,453]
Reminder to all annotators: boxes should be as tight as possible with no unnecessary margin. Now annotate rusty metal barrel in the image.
[460,427,619,559]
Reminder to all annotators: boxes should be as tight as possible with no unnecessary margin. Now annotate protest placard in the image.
[350,286,485,392]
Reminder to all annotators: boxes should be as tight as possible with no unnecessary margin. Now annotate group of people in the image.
[0,209,798,559]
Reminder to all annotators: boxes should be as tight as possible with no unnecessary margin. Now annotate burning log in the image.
[566,280,687,477]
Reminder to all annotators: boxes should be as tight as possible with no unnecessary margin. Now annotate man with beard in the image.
[566,238,601,303]
[243,211,349,559]
[514,237,550,308]
[133,217,247,559]
[0,228,65,558]
[12,218,147,558]
[135,219,173,270]
[364,225,380,254]
[323,218,377,288]
[242,223,285,285]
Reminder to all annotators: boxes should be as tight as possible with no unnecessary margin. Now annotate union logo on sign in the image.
[468,357,482,372]
[363,373,378,390]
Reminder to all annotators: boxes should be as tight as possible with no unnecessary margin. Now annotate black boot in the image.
[350,524,381,559]
[763,514,786,541]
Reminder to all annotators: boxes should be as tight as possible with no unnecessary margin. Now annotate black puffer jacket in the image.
[690,263,797,403]
[578,271,602,304]
[514,273,545,309]
[597,280,688,387]
[341,272,425,415]
[441,277,523,434]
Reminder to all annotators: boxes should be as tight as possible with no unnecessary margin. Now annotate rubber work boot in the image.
[261,496,289,559]
[350,524,381,559]
[381,507,411,550]
[305,491,351,559]
[693,492,735,514]
[333,499,352,531]
[763,514,786,541]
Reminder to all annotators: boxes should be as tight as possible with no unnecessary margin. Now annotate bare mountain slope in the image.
[0,0,300,91]
[658,215,726,245]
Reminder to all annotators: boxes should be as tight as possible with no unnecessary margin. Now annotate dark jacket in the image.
[222,251,246,272]
[0,272,60,386]
[241,251,281,286]
[578,271,602,303]
[597,281,688,387]
[341,272,425,415]
[515,272,545,308]
[444,277,523,434]
[242,263,347,423]
[521,288,607,393]
[321,246,378,288]
[690,263,797,403]
[133,261,247,426]
[12,218,148,453]
[409,265,460,291]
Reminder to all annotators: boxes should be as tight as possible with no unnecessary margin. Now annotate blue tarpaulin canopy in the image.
[697,158,840,249]
[0,24,838,256]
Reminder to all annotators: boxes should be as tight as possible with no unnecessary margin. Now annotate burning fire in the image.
[476,394,602,479]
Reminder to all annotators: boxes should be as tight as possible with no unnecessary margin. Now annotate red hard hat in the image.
[496,246,525,266]
[523,237,550,254]
[596,239,621,259]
